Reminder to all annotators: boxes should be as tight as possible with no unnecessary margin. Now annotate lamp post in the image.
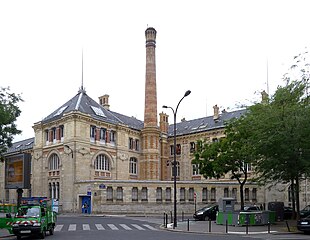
[163,90,191,228]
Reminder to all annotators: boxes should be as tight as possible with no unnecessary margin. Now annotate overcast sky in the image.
[1,0,310,142]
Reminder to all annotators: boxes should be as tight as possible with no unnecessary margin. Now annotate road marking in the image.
[107,224,119,230]
[131,224,145,230]
[95,224,105,230]
[83,224,90,230]
[54,225,63,231]
[120,224,132,230]
[68,224,76,231]
[143,224,157,230]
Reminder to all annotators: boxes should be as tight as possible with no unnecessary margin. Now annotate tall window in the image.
[110,130,116,143]
[107,187,113,201]
[129,138,134,149]
[224,188,229,198]
[176,144,181,155]
[189,188,194,201]
[45,129,49,143]
[192,164,200,175]
[135,139,139,151]
[170,145,174,155]
[211,188,216,201]
[60,125,64,140]
[116,187,123,201]
[190,142,196,153]
[166,187,171,201]
[156,187,162,202]
[49,182,60,200]
[95,154,110,171]
[90,125,96,139]
[252,188,257,201]
[52,127,57,143]
[180,188,185,202]
[171,161,180,177]
[100,128,106,141]
[202,188,208,201]
[141,187,148,201]
[245,188,249,201]
[232,188,237,200]
[176,162,180,177]
[132,187,138,201]
[129,157,137,174]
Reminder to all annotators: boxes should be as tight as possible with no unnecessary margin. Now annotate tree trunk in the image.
[296,176,301,219]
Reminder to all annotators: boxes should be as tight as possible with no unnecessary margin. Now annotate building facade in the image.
[1,27,299,215]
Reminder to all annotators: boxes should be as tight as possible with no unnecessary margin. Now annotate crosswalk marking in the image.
[68,224,76,231]
[120,224,132,230]
[131,224,145,230]
[95,224,105,230]
[54,225,63,231]
[143,224,157,230]
[107,224,119,230]
[53,223,157,232]
[83,224,90,230]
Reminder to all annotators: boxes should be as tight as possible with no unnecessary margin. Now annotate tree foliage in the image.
[0,87,23,161]
[193,114,256,210]
[193,51,310,216]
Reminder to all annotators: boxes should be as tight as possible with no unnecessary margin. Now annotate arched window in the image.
[48,153,60,171]
[95,154,110,171]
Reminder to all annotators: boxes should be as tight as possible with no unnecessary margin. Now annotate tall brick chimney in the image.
[141,27,160,180]
[143,27,158,127]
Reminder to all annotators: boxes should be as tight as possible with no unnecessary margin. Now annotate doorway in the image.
[81,196,91,214]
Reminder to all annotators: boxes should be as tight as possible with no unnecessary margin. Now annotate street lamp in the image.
[163,90,191,228]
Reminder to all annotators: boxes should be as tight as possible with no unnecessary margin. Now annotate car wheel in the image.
[204,215,210,221]
[49,226,54,235]
[40,228,46,239]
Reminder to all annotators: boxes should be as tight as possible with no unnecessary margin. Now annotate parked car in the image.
[300,205,310,218]
[297,215,310,234]
[283,206,293,220]
[193,204,219,221]
[243,205,261,211]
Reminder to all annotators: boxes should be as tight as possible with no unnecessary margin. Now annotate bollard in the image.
[187,219,190,231]
[163,213,166,227]
[182,211,184,222]
[208,219,211,232]
[267,222,270,233]
[285,220,290,232]
[225,219,228,233]
[170,211,173,223]
[165,213,168,228]
[246,222,249,234]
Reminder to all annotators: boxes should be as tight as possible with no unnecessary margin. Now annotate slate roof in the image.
[168,109,246,137]
[41,88,144,131]
[6,89,246,153]
[4,137,35,155]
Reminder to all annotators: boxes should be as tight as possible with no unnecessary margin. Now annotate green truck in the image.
[0,197,57,239]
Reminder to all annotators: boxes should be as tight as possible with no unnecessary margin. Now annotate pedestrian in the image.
[82,203,85,213]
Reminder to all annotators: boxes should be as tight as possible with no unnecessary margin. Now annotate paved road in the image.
[0,214,309,240]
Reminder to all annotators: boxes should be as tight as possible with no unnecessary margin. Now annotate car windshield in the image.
[302,205,310,211]
[16,207,40,218]
[200,205,216,211]
[244,206,259,211]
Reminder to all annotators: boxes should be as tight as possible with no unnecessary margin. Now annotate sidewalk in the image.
[163,219,300,235]
[0,228,12,239]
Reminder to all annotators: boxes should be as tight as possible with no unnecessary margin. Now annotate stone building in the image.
[1,27,293,215]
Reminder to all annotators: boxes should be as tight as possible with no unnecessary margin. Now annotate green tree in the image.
[248,79,310,219]
[193,114,256,210]
[0,87,23,161]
